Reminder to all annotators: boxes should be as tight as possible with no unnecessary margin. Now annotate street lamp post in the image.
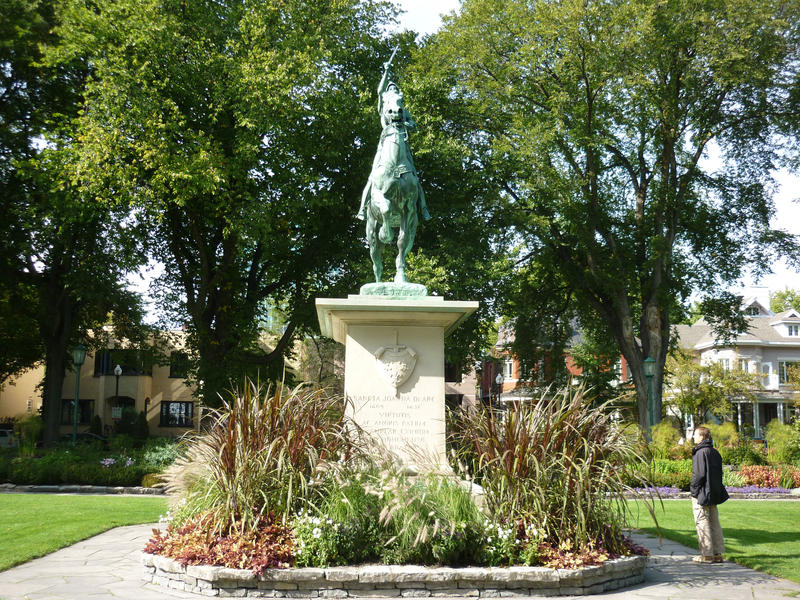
[114,364,122,399]
[72,344,87,445]
[643,356,656,433]
[495,372,504,405]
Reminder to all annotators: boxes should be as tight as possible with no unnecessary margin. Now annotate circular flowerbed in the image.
[143,383,650,595]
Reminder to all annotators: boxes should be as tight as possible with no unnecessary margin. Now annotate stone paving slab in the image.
[1,525,799,599]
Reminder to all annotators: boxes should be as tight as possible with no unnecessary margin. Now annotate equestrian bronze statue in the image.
[357,52,430,284]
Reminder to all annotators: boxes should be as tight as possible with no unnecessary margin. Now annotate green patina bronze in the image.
[358,50,430,289]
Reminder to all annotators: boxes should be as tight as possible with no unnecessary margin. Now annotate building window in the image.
[61,399,94,425]
[160,401,194,427]
[746,306,760,316]
[503,359,514,379]
[169,352,190,378]
[788,324,800,336]
[737,359,749,372]
[93,349,152,376]
[519,360,531,379]
[719,358,730,370]
[444,362,462,383]
[779,361,800,385]
[761,363,771,387]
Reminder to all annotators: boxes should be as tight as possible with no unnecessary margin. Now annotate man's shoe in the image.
[692,555,714,563]
[712,555,724,563]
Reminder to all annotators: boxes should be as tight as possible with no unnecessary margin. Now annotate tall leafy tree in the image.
[1,0,146,442]
[666,348,759,427]
[48,0,404,405]
[423,0,800,432]
[770,288,800,313]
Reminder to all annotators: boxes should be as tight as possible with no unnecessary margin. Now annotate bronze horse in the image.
[358,65,429,283]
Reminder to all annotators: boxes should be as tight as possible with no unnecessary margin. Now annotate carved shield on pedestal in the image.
[374,345,417,394]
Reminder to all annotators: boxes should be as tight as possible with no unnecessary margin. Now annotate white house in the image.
[673,297,799,438]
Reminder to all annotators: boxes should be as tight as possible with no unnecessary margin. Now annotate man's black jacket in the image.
[690,438,729,506]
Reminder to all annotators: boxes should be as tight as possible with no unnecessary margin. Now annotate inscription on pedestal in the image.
[348,393,442,462]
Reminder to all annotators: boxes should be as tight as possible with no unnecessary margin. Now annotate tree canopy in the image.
[48,0,409,404]
[422,0,800,432]
[1,0,147,442]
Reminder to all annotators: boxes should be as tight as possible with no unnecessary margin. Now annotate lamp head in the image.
[114,364,123,377]
[643,356,656,378]
[72,344,87,368]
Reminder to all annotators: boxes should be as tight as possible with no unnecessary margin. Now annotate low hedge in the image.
[0,457,154,487]
[0,437,180,487]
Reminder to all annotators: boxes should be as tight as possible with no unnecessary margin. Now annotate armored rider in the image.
[357,58,430,222]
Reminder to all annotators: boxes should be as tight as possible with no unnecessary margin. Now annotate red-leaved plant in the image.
[739,464,800,488]
[145,512,294,574]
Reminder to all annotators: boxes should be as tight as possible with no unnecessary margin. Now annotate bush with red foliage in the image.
[144,512,295,575]
[535,534,649,569]
[739,465,800,488]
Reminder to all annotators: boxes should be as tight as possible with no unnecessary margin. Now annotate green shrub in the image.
[650,459,692,474]
[294,465,529,568]
[140,437,182,470]
[645,471,691,490]
[141,472,164,487]
[134,411,150,441]
[3,454,151,486]
[115,407,138,436]
[13,414,43,457]
[765,420,800,465]
[295,467,384,567]
[649,421,681,459]
[704,422,739,448]
[110,434,136,453]
[723,469,746,487]
[450,384,646,555]
[720,441,767,466]
[89,415,103,436]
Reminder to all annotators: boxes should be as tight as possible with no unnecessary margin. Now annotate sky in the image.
[394,0,800,307]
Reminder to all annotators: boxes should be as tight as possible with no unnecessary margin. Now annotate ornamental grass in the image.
[450,384,650,555]
[162,381,366,534]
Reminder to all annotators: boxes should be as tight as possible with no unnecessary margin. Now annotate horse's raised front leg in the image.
[372,190,394,245]
[366,210,383,282]
[395,205,418,283]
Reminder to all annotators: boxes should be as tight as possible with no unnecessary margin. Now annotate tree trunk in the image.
[37,263,76,444]
[39,296,73,445]
[41,348,68,445]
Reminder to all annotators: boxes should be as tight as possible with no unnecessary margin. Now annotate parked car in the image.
[0,429,17,449]
[59,432,110,449]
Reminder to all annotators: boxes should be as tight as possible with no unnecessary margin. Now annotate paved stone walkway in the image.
[0,525,798,599]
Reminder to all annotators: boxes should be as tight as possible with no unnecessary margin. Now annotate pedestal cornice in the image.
[315,296,479,344]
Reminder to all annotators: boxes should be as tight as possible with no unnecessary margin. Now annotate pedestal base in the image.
[359,281,428,298]
[316,296,478,469]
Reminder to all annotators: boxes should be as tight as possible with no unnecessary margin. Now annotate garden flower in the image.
[312,527,322,539]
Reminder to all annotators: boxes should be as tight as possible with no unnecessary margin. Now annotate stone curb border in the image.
[141,553,647,598]
[0,483,165,495]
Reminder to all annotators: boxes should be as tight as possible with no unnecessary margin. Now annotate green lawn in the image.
[629,499,800,583]
[0,494,168,571]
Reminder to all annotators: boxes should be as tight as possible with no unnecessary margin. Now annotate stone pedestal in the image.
[316,295,478,469]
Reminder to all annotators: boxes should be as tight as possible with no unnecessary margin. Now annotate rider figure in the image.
[357,60,430,222]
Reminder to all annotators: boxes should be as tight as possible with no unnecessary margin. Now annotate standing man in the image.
[690,426,729,563]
